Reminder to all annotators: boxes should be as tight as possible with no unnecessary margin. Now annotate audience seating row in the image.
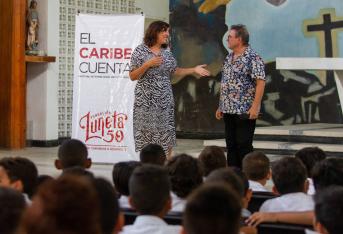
[121,208,314,234]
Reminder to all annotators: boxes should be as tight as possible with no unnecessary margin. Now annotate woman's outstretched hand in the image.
[194,64,211,77]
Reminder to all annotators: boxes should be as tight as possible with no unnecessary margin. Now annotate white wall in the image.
[26,0,59,141]
[136,0,169,21]
[135,0,169,29]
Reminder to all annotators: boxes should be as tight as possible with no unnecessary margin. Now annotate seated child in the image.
[259,157,313,212]
[121,165,181,234]
[198,146,226,177]
[242,151,271,192]
[55,139,92,170]
[166,154,203,212]
[295,147,326,195]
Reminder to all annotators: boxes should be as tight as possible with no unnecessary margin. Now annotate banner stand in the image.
[72,14,144,163]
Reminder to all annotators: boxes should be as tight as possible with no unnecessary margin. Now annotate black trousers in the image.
[223,113,256,168]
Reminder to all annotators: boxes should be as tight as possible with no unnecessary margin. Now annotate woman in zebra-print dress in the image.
[129,21,210,159]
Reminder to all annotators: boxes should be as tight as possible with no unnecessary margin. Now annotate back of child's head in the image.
[112,161,141,196]
[242,151,270,181]
[314,186,343,234]
[0,187,26,234]
[57,139,89,169]
[295,147,326,177]
[93,178,121,234]
[198,146,226,177]
[166,154,203,198]
[183,182,242,234]
[129,164,170,215]
[206,167,245,198]
[32,175,54,197]
[0,157,38,197]
[19,175,100,234]
[312,157,343,192]
[37,175,54,185]
[139,144,166,166]
[272,157,307,195]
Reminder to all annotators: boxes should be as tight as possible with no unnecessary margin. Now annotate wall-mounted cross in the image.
[304,9,343,87]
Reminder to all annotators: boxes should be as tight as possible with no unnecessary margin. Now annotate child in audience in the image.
[198,146,227,177]
[140,144,166,166]
[313,186,343,234]
[0,187,26,234]
[295,147,326,195]
[206,167,252,218]
[166,154,203,212]
[0,157,38,203]
[182,182,242,234]
[112,161,141,209]
[93,177,124,234]
[121,164,181,234]
[31,175,54,197]
[312,157,343,192]
[259,157,313,212]
[55,138,92,170]
[19,175,101,234]
[242,151,271,192]
[246,157,343,227]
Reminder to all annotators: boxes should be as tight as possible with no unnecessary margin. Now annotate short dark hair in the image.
[314,186,343,234]
[242,151,270,181]
[312,157,343,191]
[140,144,166,166]
[183,182,242,234]
[20,175,100,234]
[32,175,54,197]
[37,175,54,185]
[206,167,245,197]
[166,154,203,198]
[58,139,88,168]
[295,147,326,177]
[0,157,38,197]
[144,21,169,48]
[129,164,170,215]
[112,161,141,196]
[272,157,307,194]
[0,187,26,234]
[198,146,226,176]
[93,178,120,234]
[230,24,249,46]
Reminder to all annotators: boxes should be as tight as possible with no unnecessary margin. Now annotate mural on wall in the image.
[170,0,343,135]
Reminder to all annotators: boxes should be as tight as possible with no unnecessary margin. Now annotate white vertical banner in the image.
[72,14,144,163]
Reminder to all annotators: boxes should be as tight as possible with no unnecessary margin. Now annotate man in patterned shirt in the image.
[216,24,266,168]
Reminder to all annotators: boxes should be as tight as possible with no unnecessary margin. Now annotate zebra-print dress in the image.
[130,44,177,153]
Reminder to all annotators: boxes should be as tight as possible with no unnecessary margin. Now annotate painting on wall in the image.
[170,0,343,135]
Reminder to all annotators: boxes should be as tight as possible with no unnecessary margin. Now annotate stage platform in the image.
[205,123,343,157]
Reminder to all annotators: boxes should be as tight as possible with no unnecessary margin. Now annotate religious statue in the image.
[26,0,39,53]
